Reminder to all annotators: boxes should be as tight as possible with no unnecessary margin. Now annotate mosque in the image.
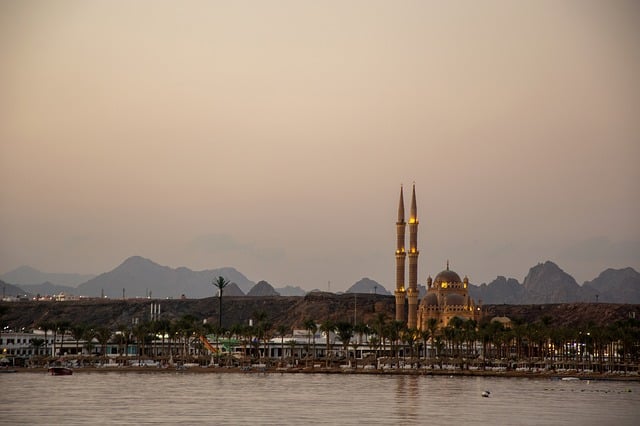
[394,184,481,330]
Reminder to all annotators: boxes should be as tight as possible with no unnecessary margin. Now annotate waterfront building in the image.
[395,185,481,330]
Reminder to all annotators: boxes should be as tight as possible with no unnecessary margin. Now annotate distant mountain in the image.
[583,268,640,303]
[4,256,638,304]
[222,282,245,297]
[1,280,28,299]
[275,285,306,296]
[345,278,391,295]
[468,262,630,304]
[247,280,280,297]
[75,256,255,299]
[469,276,525,305]
[523,261,597,304]
[0,265,95,287]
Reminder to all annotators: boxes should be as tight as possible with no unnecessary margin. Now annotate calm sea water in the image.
[2,372,639,425]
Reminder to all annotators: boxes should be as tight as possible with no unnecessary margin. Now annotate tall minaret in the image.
[407,183,419,329]
[394,186,406,323]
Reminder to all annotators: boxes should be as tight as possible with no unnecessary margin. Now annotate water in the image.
[2,372,639,425]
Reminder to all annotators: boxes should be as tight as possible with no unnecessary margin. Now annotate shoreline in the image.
[13,366,640,381]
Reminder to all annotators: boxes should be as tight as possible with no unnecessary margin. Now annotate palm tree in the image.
[353,323,369,346]
[351,339,360,369]
[353,323,369,367]
[30,338,45,358]
[175,315,198,361]
[259,323,273,361]
[148,320,162,358]
[276,325,289,362]
[37,321,54,358]
[369,335,380,362]
[133,322,150,362]
[95,327,112,363]
[385,320,405,366]
[55,320,71,357]
[116,324,130,362]
[372,313,388,358]
[335,321,353,366]
[250,310,272,360]
[83,328,97,360]
[286,338,298,364]
[420,329,431,361]
[229,323,245,364]
[71,324,87,357]
[155,319,171,358]
[426,318,439,349]
[319,320,335,367]
[402,328,419,364]
[448,317,465,358]
[303,318,318,364]
[212,276,231,329]
[463,320,478,367]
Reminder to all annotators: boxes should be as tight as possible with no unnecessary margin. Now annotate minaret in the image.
[394,186,407,323]
[407,184,419,329]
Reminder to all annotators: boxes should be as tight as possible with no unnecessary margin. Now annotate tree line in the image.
[25,310,640,372]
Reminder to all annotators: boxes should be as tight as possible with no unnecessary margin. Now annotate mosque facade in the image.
[394,185,482,330]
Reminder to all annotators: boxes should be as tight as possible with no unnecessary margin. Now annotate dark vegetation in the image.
[2,294,639,370]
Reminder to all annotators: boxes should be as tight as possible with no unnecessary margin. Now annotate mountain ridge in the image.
[469,261,638,304]
[3,257,639,304]
[0,265,96,287]
[75,256,256,299]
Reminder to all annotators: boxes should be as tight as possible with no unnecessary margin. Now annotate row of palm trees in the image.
[30,310,281,364]
[297,313,640,371]
[28,309,640,371]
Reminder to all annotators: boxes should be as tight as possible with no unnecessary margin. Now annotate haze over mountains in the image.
[1,257,639,304]
[2,265,95,287]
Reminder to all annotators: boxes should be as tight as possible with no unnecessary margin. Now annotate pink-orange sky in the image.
[1,1,638,291]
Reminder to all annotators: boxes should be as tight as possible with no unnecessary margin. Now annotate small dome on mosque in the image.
[421,293,438,306]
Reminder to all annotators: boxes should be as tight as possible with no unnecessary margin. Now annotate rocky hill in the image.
[221,283,245,297]
[346,278,391,295]
[482,302,639,328]
[583,267,640,303]
[470,262,637,304]
[247,281,279,297]
[469,276,524,304]
[1,295,637,331]
[522,261,597,303]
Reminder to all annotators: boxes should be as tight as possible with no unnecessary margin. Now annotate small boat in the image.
[48,367,73,376]
[481,390,491,398]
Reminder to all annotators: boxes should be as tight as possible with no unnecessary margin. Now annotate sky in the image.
[1,0,638,291]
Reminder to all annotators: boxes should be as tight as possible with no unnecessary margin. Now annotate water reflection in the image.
[393,375,420,422]
[2,373,639,425]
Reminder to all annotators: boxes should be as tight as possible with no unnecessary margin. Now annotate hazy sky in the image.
[1,1,638,291]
